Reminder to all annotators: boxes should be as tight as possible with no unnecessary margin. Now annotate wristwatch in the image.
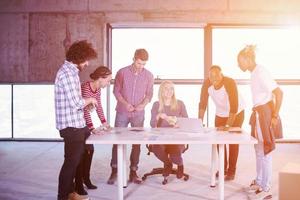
[272,114,278,119]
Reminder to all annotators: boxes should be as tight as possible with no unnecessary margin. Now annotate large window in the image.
[0,84,108,139]
[13,85,58,139]
[111,27,204,126]
[1,25,299,140]
[112,28,204,79]
[213,27,300,139]
[0,85,12,138]
[213,27,300,79]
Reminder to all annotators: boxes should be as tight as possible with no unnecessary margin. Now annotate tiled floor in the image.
[0,141,299,200]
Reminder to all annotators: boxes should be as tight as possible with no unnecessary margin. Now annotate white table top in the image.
[86,127,257,145]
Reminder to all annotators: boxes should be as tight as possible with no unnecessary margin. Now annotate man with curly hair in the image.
[55,40,98,200]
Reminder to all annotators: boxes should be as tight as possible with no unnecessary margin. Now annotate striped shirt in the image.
[81,81,107,130]
[113,65,154,114]
[54,60,86,130]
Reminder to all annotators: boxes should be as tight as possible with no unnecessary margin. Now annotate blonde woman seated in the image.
[150,81,188,178]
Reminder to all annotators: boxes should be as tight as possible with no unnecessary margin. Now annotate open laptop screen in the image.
[176,117,203,132]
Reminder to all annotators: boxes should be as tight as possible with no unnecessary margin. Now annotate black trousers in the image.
[215,110,244,176]
[75,144,94,188]
[57,126,89,200]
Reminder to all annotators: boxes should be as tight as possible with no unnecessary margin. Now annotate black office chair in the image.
[142,117,190,184]
[142,144,189,185]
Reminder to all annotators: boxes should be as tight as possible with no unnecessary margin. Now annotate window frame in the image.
[1,23,299,141]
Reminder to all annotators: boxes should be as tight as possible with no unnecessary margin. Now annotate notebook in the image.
[176,117,203,132]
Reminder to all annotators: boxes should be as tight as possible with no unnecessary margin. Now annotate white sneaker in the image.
[243,180,261,194]
[247,188,272,200]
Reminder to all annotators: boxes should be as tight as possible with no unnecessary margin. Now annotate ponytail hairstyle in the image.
[90,66,112,80]
[209,65,222,72]
[238,44,256,61]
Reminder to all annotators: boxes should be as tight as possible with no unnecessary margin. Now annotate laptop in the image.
[176,117,203,132]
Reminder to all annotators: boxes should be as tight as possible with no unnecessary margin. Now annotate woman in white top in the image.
[199,65,245,181]
[237,45,283,200]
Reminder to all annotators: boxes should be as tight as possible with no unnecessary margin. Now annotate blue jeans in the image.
[110,112,144,171]
[255,114,272,191]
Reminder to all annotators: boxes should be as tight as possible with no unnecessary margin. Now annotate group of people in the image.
[201,46,283,200]
[55,40,283,200]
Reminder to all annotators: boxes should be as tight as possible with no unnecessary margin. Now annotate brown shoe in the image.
[68,192,89,200]
[176,165,184,179]
[225,174,235,181]
[84,178,97,189]
[129,170,142,184]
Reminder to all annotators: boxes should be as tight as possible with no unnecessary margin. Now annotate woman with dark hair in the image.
[199,65,245,181]
[75,66,112,195]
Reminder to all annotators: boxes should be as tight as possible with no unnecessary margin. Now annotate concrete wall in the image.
[1,0,300,82]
